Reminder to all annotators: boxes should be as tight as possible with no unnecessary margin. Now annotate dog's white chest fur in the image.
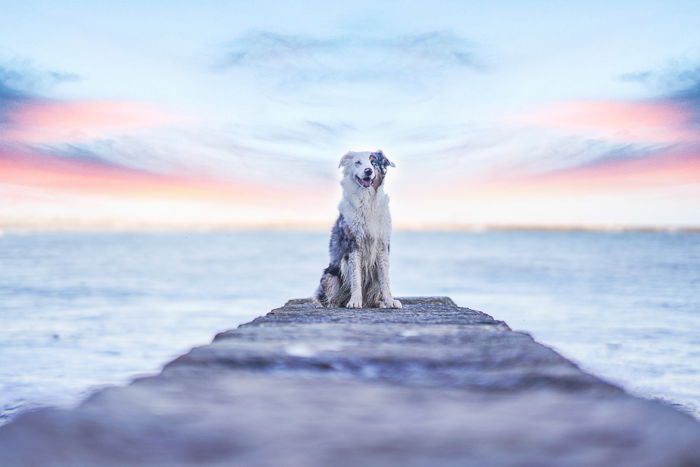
[339,187,391,242]
[340,187,391,273]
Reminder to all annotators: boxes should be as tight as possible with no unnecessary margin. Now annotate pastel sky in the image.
[1,0,699,229]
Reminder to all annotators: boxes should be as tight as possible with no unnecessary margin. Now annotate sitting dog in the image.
[314,150,402,309]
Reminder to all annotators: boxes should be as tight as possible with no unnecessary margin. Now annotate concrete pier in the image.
[1,297,700,466]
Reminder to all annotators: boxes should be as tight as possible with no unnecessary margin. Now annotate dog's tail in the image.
[314,265,341,307]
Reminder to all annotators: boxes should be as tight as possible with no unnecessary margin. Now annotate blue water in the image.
[1,230,699,423]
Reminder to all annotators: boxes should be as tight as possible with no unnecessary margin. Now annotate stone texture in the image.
[1,297,699,466]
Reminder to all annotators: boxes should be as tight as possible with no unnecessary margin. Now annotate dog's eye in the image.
[355,161,361,165]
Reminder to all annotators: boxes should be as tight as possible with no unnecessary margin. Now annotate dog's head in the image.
[339,150,395,189]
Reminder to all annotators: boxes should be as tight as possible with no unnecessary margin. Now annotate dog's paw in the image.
[346,297,363,308]
[379,298,402,309]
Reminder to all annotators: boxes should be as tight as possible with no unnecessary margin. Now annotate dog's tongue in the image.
[360,178,372,187]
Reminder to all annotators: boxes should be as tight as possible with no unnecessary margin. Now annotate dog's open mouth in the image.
[356,175,374,188]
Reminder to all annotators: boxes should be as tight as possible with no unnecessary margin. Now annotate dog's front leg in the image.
[346,251,363,308]
[377,243,402,309]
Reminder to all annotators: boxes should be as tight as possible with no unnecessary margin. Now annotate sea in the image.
[1,230,699,424]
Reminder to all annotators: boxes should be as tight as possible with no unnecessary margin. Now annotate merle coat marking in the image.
[314,150,402,309]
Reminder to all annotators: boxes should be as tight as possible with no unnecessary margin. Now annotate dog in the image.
[314,150,402,309]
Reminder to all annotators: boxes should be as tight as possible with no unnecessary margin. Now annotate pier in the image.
[1,297,699,466]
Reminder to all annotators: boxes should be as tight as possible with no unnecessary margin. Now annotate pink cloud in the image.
[525,100,697,144]
[0,148,264,200]
[466,150,700,198]
[2,100,179,143]
[0,147,337,229]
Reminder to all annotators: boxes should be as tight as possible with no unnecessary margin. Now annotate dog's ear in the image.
[338,152,354,169]
[376,150,396,168]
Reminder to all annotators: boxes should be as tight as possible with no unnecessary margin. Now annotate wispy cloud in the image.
[0,62,78,96]
[403,144,700,213]
[670,68,700,113]
[509,61,700,180]
[492,148,700,196]
[620,61,700,120]
[218,32,338,68]
[620,62,700,91]
[389,31,479,69]
[4,100,178,144]
[0,72,29,104]
[241,120,355,146]
[417,128,672,183]
[0,65,37,122]
[0,142,337,229]
[215,30,480,89]
[0,61,187,179]
[523,100,696,144]
[0,62,79,117]
[0,61,159,146]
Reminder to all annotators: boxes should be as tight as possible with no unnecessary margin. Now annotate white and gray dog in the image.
[314,150,402,309]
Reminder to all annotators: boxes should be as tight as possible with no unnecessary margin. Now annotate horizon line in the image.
[1,220,698,234]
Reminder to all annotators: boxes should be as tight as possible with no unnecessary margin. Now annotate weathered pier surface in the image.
[2,297,700,466]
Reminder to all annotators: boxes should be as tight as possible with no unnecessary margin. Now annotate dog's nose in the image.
[364,168,373,176]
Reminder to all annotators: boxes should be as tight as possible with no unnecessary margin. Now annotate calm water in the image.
[1,230,699,423]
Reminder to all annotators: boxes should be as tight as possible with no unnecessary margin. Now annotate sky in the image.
[1,0,699,230]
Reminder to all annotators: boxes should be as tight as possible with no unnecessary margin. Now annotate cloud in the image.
[505,138,667,177]
[0,73,30,103]
[0,144,270,208]
[388,31,479,69]
[426,144,700,208]
[0,142,339,231]
[27,142,121,168]
[619,71,653,83]
[0,59,181,175]
[219,32,338,68]
[0,60,190,184]
[509,148,700,195]
[401,116,692,192]
[671,70,700,110]
[574,142,672,168]
[0,57,346,190]
[0,62,79,90]
[4,118,342,193]
[240,120,356,146]
[620,62,699,89]
[523,100,697,144]
[215,30,480,89]
[0,61,81,127]
[0,66,36,122]
[620,61,700,117]
[3,100,179,144]
[417,58,700,191]
[0,62,79,102]
[304,120,355,137]
[509,60,700,181]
